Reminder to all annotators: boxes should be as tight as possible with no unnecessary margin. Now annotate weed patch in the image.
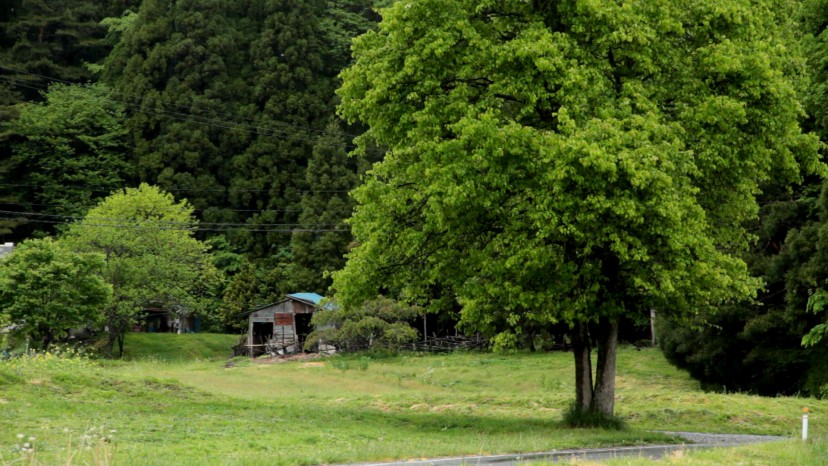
[562,402,627,430]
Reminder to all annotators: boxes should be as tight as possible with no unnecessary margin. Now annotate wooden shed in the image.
[244,293,323,356]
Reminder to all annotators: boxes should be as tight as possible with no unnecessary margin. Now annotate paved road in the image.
[341,432,788,466]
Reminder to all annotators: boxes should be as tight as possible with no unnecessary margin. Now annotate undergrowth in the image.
[563,402,626,430]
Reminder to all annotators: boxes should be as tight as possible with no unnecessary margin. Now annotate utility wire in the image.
[0,201,353,214]
[0,182,352,194]
[0,214,351,234]
[0,73,340,149]
[0,64,369,140]
[0,209,346,228]
[0,67,386,154]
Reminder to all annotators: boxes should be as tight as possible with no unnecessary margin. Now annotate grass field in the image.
[0,334,826,465]
[117,332,240,361]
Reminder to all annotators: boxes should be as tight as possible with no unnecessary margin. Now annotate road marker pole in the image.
[802,407,809,441]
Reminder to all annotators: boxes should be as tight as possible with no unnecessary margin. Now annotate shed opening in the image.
[295,313,313,350]
[252,322,273,345]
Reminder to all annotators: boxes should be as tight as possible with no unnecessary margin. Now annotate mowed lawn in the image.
[0,334,826,465]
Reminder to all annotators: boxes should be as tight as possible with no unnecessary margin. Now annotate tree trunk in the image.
[526,330,537,352]
[592,317,620,417]
[40,332,53,351]
[105,335,116,358]
[117,332,125,357]
[571,320,593,412]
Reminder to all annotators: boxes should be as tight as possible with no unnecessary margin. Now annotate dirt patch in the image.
[372,401,393,412]
[430,404,461,412]
[300,362,325,368]
[251,353,323,365]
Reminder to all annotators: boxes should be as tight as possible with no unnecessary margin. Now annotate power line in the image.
[0,213,351,234]
[0,209,347,228]
[0,66,386,154]
[0,64,369,140]
[0,201,354,214]
[0,73,331,147]
[0,182,352,194]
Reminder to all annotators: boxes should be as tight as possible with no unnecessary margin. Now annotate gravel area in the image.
[661,431,788,446]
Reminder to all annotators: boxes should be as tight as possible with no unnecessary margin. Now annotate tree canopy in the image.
[334,0,821,417]
[62,183,217,356]
[102,0,377,273]
[2,83,130,232]
[0,237,110,349]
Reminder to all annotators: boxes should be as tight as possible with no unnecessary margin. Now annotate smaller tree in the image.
[0,237,111,349]
[63,184,217,356]
[306,296,422,351]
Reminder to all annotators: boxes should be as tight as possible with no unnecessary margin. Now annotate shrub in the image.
[306,296,422,352]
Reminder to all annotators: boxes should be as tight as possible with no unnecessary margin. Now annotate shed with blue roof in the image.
[243,292,325,356]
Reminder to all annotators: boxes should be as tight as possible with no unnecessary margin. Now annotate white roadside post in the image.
[802,407,809,441]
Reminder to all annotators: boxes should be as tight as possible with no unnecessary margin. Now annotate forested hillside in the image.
[0,0,383,303]
[2,0,828,401]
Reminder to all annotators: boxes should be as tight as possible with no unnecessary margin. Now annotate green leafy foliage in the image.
[659,180,828,397]
[62,184,218,356]
[334,0,821,415]
[306,296,422,351]
[805,289,828,346]
[220,260,284,332]
[659,0,828,395]
[0,237,110,349]
[1,83,130,233]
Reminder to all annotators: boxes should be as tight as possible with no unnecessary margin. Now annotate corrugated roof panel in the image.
[286,292,324,305]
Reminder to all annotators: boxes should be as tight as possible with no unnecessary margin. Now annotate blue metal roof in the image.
[287,292,324,305]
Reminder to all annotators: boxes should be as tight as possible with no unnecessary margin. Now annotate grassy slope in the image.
[119,332,240,361]
[0,340,826,465]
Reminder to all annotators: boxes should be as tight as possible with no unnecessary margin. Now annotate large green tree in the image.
[0,237,111,349]
[333,0,821,418]
[63,184,217,357]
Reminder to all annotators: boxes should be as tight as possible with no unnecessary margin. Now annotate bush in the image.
[306,296,423,352]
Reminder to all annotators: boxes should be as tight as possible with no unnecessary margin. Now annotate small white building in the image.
[0,242,14,258]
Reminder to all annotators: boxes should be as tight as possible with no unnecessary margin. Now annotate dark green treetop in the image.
[1,83,130,235]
